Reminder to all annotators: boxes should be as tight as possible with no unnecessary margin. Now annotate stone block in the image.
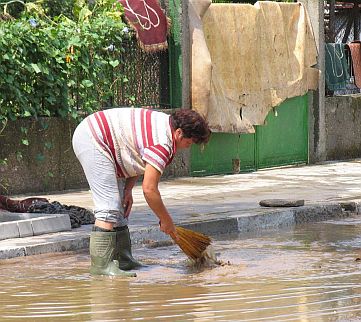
[32,214,71,236]
[237,210,294,232]
[25,237,89,256]
[0,246,26,259]
[17,220,34,238]
[0,222,19,240]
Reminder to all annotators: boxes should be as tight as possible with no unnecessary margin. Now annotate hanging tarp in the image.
[190,1,319,133]
[189,0,212,118]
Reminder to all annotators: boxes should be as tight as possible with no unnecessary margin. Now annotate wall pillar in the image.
[299,0,326,163]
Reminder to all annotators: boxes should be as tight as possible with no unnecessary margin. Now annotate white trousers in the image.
[72,120,128,227]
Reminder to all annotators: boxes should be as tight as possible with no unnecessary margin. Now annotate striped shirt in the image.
[85,108,176,178]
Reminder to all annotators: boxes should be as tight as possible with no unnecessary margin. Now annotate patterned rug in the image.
[119,0,170,52]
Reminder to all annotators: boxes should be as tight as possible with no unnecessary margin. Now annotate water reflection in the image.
[0,217,361,321]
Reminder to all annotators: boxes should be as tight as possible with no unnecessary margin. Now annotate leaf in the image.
[21,139,29,146]
[44,110,51,116]
[0,158,8,166]
[109,60,119,68]
[67,80,76,87]
[79,7,92,22]
[16,151,23,161]
[23,111,32,117]
[20,127,28,134]
[71,110,78,119]
[81,79,93,88]
[31,63,41,74]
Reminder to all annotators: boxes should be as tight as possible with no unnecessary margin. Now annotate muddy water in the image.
[1,217,361,321]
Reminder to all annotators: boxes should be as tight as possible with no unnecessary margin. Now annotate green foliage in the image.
[42,0,76,19]
[1,0,77,19]
[0,158,8,165]
[0,0,129,126]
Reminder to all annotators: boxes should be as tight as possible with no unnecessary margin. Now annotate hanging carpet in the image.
[119,0,170,52]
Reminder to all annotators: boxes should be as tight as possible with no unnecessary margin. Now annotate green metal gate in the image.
[190,94,309,175]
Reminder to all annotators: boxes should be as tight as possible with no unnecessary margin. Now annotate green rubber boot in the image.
[89,231,136,277]
[115,226,143,271]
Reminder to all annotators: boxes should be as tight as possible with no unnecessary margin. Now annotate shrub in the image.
[0,0,129,125]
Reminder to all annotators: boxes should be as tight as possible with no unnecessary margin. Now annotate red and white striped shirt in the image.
[85,108,176,178]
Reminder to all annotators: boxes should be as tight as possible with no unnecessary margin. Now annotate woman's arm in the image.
[142,163,176,237]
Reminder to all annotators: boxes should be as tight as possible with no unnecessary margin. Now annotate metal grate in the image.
[324,1,361,43]
[111,38,170,109]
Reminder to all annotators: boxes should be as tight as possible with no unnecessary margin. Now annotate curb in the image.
[0,202,360,260]
[165,202,361,237]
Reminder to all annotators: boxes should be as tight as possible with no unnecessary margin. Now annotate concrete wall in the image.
[325,95,361,160]
[0,117,189,195]
[0,117,87,195]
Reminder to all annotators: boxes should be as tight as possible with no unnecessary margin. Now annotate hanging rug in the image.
[119,0,171,52]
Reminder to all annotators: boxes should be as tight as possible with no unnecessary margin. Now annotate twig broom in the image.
[171,226,212,260]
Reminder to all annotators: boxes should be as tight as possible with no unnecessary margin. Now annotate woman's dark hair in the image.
[170,109,211,144]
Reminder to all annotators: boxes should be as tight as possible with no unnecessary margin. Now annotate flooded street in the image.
[1,217,361,321]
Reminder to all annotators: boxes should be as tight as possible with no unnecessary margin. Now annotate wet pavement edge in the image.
[1,201,360,260]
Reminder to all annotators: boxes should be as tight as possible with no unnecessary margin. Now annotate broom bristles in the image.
[172,226,212,260]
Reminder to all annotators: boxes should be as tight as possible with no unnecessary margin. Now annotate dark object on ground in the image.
[0,195,49,212]
[0,195,94,229]
[28,201,95,229]
[144,240,175,248]
[259,199,305,207]
[340,202,357,212]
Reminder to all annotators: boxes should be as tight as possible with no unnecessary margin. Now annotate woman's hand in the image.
[159,215,178,240]
[122,176,138,218]
[122,189,133,218]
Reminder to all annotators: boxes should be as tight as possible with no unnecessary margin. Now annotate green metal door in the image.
[190,133,255,176]
[256,95,309,169]
[190,94,309,175]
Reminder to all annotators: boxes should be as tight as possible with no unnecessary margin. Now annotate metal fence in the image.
[324,1,361,43]
[112,39,170,109]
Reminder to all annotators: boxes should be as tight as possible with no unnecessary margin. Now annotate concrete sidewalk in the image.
[1,160,361,259]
